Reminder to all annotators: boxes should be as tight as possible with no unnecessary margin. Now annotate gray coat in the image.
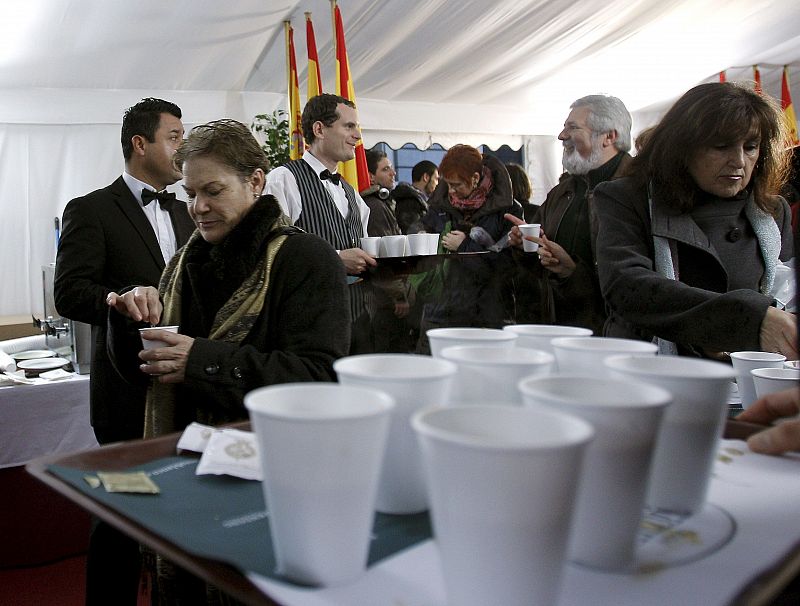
[593,177,793,355]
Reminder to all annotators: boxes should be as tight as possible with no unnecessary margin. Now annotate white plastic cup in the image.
[503,324,593,357]
[424,232,440,255]
[333,354,457,514]
[244,383,393,586]
[604,354,735,515]
[730,351,786,409]
[751,367,800,400]
[413,405,594,606]
[519,375,671,570]
[359,236,381,256]
[426,327,517,358]
[550,336,657,375]
[139,325,179,350]
[440,345,554,405]
[407,233,429,256]
[518,223,541,253]
[379,234,407,257]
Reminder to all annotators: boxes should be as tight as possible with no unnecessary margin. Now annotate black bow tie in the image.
[141,188,176,211]
[319,169,341,186]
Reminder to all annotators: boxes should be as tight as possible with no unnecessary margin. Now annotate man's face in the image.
[424,169,440,195]
[558,106,603,176]
[142,112,184,188]
[372,157,396,189]
[317,103,362,164]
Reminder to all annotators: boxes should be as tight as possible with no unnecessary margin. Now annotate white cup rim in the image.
[730,351,786,362]
[334,353,457,380]
[503,324,593,337]
[551,336,658,353]
[411,404,594,451]
[139,325,179,332]
[518,374,672,409]
[440,344,554,366]
[245,383,395,421]
[604,354,735,380]
[750,367,800,380]
[426,327,517,342]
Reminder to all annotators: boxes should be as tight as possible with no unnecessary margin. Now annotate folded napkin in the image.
[0,350,14,373]
[178,423,262,481]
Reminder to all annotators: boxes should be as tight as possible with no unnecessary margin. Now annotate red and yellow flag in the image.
[332,0,370,192]
[285,21,304,160]
[305,12,322,101]
[719,70,726,83]
[753,65,762,95]
[781,66,799,146]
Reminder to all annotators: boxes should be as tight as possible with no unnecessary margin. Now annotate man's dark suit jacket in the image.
[54,176,195,443]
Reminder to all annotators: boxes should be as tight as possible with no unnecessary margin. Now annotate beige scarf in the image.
[143,215,292,438]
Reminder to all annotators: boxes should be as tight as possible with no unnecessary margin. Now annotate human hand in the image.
[504,213,525,249]
[394,300,410,318]
[138,331,194,384]
[442,230,466,252]
[537,233,576,278]
[106,287,162,325]
[339,247,378,275]
[737,388,800,455]
[759,306,798,359]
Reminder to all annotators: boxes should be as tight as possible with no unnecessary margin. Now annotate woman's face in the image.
[687,136,760,198]
[182,155,264,244]
[443,171,480,199]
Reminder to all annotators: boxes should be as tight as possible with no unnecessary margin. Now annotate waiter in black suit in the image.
[54,98,194,606]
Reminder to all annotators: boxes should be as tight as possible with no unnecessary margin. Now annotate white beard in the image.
[562,136,605,175]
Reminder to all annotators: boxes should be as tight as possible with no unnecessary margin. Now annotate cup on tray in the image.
[244,383,393,586]
[550,336,657,375]
[359,236,381,257]
[413,404,594,606]
[334,353,457,514]
[730,351,787,409]
[519,375,671,570]
[503,324,593,357]
[407,233,429,256]
[426,327,517,358]
[751,367,800,400]
[379,234,407,257]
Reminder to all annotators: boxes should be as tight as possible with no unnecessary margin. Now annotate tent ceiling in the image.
[1,0,799,140]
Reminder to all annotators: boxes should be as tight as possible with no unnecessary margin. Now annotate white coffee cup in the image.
[334,353,457,514]
[413,404,593,606]
[730,351,786,409]
[550,336,657,375]
[605,354,735,515]
[407,233,429,256]
[503,324,593,356]
[244,383,393,586]
[751,367,800,400]
[519,374,671,570]
[425,232,441,255]
[426,327,517,358]
[379,234,407,257]
[138,325,179,350]
[518,223,541,253]
[359,236,381,257]
[440,345,554,405]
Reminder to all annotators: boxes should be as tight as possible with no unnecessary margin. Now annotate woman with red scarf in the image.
[416,144,523,353]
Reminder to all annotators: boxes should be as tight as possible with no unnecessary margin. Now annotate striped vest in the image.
[285,159,366,321]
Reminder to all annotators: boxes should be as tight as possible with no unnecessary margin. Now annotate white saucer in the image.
[10,349,56,361]
[17,357,71,371]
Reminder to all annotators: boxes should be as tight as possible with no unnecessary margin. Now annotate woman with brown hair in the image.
[594,81,796,358]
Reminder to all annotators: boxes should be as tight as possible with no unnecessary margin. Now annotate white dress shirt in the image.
[122,171,178,264]
[265,151,370,237]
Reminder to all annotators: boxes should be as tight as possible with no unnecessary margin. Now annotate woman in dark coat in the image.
[107,119,350,437]
[416,144,522,352]
[593,82,796,359]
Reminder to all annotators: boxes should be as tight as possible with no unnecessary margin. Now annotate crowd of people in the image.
[53,83,800,604]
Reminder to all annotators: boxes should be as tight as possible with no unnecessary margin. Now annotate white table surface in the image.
[0,374,98,468]
[247,440,800,606]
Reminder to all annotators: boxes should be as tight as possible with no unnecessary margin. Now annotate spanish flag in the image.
[332,0,370,192]
[782,67,799,146]
[305,12,322,101]
[719,70,726,83]
[285,21,304,160]
[753,65,762,95]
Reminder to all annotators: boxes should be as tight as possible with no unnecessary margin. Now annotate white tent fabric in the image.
[1,0,799,317]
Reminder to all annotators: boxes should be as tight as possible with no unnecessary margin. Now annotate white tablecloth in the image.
[0,374,98,468]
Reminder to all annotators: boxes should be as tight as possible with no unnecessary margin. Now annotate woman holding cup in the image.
[106,120,350,436]
[593,82,796,359]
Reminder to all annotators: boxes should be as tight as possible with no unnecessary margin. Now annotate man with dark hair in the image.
[507,94,633,333]
[54,97,195,605]
[266,92,375,352]
[393,159,439,233]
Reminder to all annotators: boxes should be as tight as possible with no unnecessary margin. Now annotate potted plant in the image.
[251,109,290,169]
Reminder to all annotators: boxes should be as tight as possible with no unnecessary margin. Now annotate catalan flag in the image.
[332,0,370,192]
[305,12,322,101]
[781,66,799,146]
[285,21,304,160]
[753,65,762,95]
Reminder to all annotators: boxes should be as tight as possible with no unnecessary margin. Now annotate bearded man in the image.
[506,94,632,332]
